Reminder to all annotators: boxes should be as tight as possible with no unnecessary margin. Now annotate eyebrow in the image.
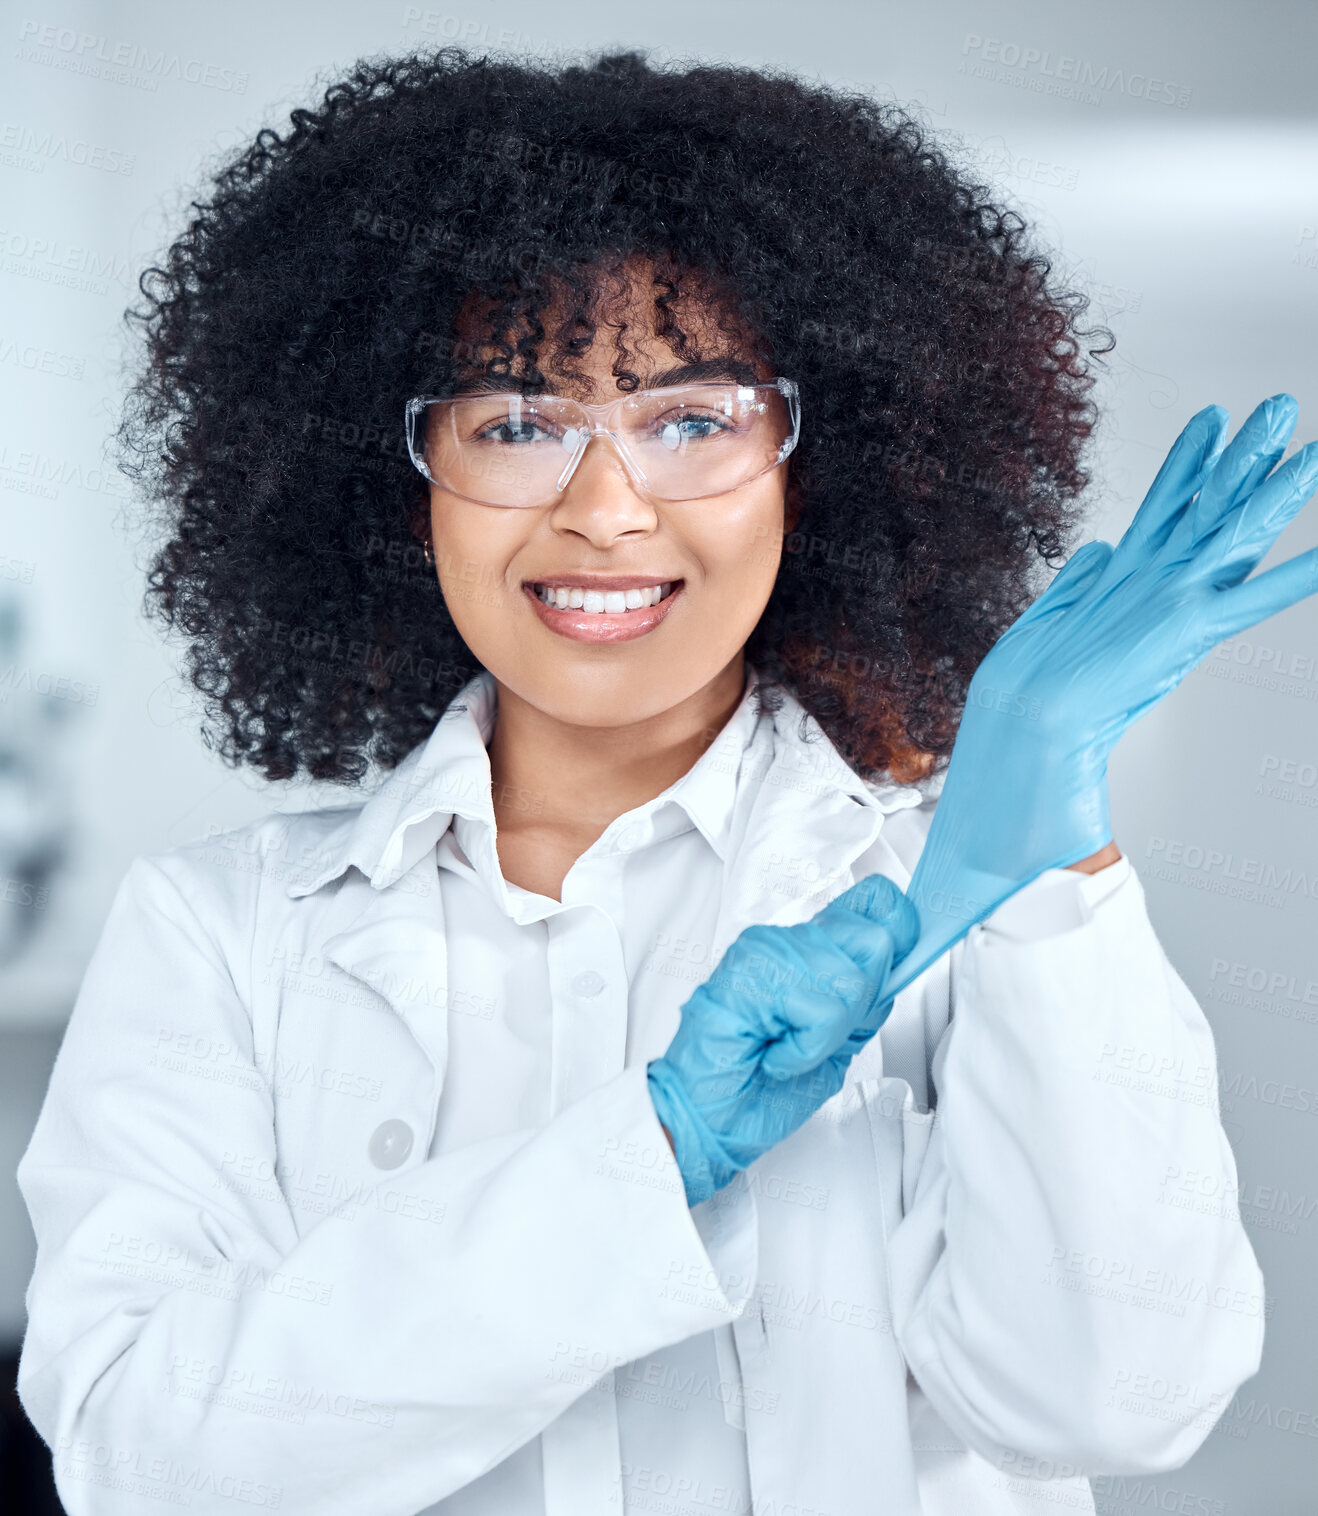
[450,357,763,396]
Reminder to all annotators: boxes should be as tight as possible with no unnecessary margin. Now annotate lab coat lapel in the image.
[710,722,887,963]
[316,846,454,1109]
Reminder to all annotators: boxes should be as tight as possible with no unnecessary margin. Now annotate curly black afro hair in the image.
[118,45,1113,787]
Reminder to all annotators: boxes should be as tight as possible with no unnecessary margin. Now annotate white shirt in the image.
[15,661,1266,1516]
[426,664,765,1513]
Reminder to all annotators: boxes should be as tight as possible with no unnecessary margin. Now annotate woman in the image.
[16,46,1312,1516]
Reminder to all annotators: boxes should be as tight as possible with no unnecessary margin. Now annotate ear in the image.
[407,498,432,550]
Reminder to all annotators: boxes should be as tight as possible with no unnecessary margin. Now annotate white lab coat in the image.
[15,665,1265,1516]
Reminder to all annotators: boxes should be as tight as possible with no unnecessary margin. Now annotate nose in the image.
[550,430,658,539]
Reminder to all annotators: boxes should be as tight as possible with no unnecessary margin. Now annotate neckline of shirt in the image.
[446,663,768,917]
[282,661,931,899]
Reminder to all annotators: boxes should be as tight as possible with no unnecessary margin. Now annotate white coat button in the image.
[368,1119,414,1169]
[572,970,606,997]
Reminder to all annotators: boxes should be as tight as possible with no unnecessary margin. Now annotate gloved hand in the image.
[647,872,919,1207]
[884,392,1318,1000]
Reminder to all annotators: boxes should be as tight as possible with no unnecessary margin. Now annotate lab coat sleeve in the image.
[15,856,758,1516]
[885,855,1266,1477]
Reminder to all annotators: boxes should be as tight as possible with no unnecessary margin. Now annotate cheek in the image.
[427,503,525,637]
[429,499,517,587]
[699,487,787,583]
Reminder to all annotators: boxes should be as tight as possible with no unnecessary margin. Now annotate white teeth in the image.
[534,582,675,612]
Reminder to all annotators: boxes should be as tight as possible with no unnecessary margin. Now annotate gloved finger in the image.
[757,927,885,1079]
[827,874,919,1041]
[761,1058,850,1123]
[1180,393,1298,546]
[1214,539,1318,643]
[713,919,861,1067]
[758,879,918,1079]
[1098,403,1231,579]
[842,983,899,1051]
[1104,404,1229,577]
[1009,540,1113,631]
[1193,439,1318,587]
[816,871,919,975]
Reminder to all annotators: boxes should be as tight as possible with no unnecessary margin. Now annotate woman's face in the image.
[424,269,796,732]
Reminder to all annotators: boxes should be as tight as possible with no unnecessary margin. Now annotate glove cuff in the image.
[647,1060,739,1209]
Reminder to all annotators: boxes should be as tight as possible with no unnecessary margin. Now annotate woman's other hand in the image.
[647,873,919,1207]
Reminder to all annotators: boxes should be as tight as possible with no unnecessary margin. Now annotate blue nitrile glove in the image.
[882,392,1318,1001]
[647,872,919,1207]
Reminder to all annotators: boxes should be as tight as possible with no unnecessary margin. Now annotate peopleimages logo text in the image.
[960,35,1192,108]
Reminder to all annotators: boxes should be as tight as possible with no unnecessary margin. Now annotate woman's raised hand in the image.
[887,393,1318,1000]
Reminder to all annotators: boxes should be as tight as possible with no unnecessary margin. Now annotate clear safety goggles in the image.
[404,378,801,507]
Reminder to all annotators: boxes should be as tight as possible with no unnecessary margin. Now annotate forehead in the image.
[450,256,766,398]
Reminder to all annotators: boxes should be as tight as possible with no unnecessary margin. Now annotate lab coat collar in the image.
[284,665,929,1093]
[284,663,928,902]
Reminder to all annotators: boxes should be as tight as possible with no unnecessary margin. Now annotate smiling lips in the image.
[522,577,685,643]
